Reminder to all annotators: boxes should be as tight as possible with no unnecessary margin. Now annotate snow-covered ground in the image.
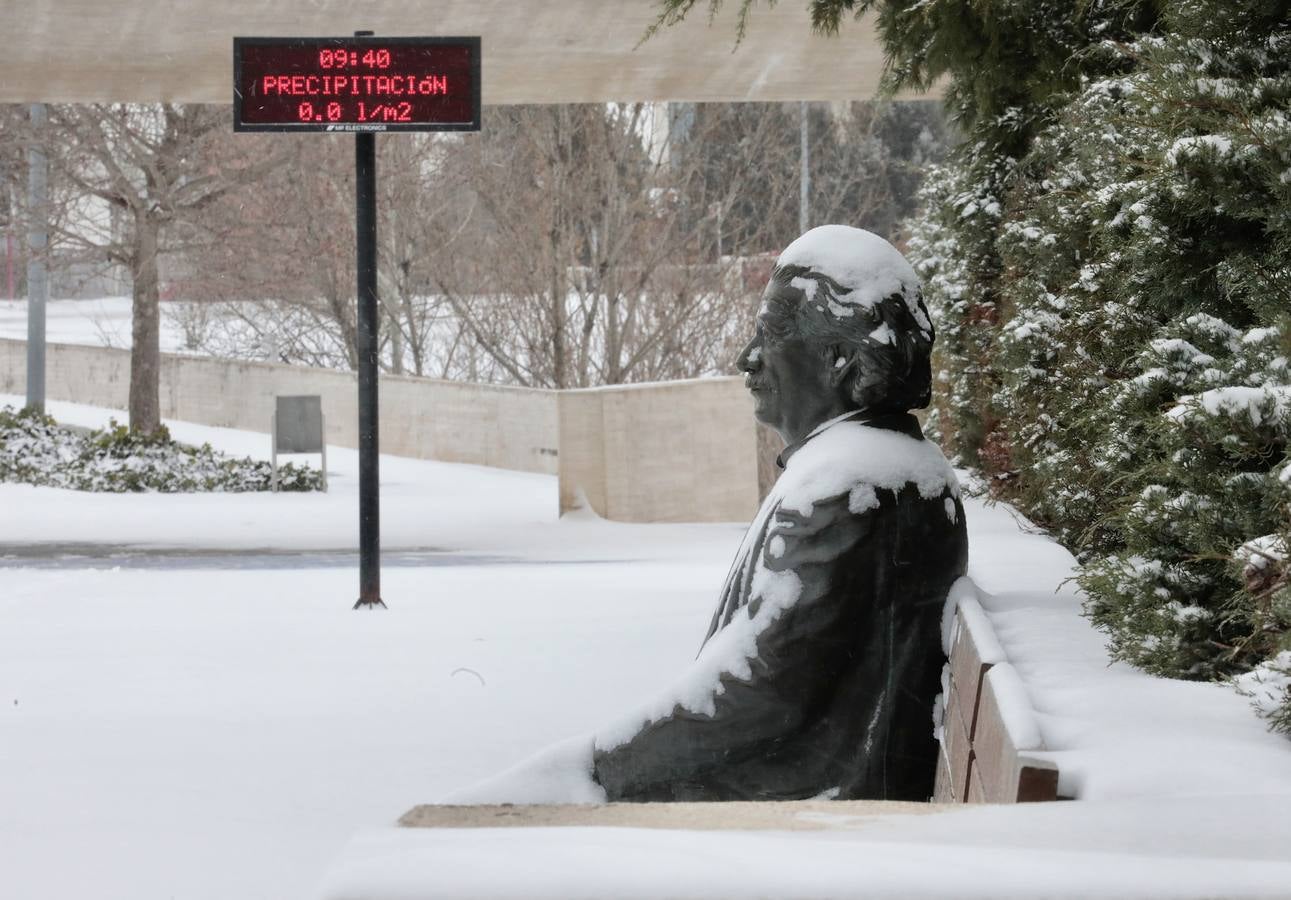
[2,395,1290,899]
[0,296,193,353]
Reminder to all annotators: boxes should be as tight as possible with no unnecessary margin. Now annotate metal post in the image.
[26,102,48,413]
[353,32,385,609]
[270,411,279,492]
[320,413,328,493]
[798,100,809,235]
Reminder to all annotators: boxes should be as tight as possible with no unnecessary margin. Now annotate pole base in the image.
[353,597,388,610]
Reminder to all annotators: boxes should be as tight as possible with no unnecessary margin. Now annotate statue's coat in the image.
[593,412,968,801]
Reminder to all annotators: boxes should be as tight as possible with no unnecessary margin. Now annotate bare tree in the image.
[179,134,360,370]
[0,110,28,303]
[420,103,801,388]
[374,134,468,377]
[25,105,282,434]
[169,100,944,389]
[179,131,469,379]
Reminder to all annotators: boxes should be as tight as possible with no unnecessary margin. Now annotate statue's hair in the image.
[765,262,935,416]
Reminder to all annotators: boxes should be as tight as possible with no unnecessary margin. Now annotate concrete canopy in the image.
[2,0,931,105]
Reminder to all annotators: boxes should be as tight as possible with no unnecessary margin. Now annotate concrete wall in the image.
[557,377,762,523]
[0,339,767,522]
[0,339,560,475]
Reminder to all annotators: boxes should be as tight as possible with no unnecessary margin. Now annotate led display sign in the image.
[233,37,481,132]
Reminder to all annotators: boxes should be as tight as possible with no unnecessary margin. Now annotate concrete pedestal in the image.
[399,799,946,831]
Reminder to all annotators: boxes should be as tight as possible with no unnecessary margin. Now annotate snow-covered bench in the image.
[934,579,1061,803]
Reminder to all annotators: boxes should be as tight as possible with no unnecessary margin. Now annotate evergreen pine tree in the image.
[991,0,1291,728]
[883,0,1162,466]
[855,0,1291,732]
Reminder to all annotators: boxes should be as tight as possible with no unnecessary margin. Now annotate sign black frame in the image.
[233,31,485,608]
[233,35,482,134]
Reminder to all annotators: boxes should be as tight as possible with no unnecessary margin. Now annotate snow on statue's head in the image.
[766,224,934,417]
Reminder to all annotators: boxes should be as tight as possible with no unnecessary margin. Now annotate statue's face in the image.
[736,277,843,442]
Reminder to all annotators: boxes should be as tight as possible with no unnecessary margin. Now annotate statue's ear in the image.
[827,345,855,389]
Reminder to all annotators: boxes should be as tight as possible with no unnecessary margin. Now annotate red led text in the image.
[261,74,449,97]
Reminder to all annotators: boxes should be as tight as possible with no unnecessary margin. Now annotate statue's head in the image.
[736,225,934,443]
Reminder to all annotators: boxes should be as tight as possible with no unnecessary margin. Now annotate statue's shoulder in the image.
[777,417,959,517]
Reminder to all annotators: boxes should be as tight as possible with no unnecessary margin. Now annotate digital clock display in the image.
[233,37,481,132]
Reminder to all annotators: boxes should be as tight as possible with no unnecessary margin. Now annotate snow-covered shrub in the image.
[1235,652,1291,737]
[980,0,1291,725]
[989,46,1160,552]
[908,159,1011,466]
[0,407,321,493]
[903,0,1291,731]
[1080,324,1291,680]
[902,0,1160,472]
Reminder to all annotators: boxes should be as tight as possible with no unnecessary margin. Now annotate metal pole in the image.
[6,232,14,300]
[26,102,48,414]
[798,100,809,235]
[353,31,385,609]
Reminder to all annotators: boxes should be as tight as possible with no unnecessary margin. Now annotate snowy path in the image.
[0,395,739,564]
[2,397,1290,899]
[966,500,1291,801]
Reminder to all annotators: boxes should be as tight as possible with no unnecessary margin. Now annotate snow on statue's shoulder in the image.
[778,224,920,312]
[777,420,960,518]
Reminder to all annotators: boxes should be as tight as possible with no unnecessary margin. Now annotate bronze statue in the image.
[592,225,968,801]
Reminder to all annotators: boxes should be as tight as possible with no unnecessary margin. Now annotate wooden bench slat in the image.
[933,746,955,803]
[965,752,986,803]
[944,677,974,800]
[1017,762,1061,803]
[971,663,1058,803]
[948,596,1004,740]
[939,590,1060,805]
